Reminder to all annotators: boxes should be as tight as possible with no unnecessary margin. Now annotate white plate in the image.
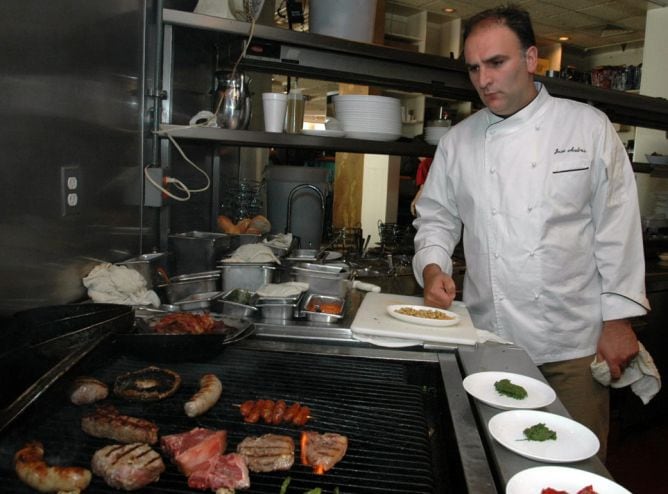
[463,371,556,410]
[506,466,631,494]
[301,129,345,138]
[488,410,600,463]
[386,304,460,327]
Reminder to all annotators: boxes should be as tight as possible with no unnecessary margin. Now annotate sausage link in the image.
[261,399,275,424]
[293,405,311,426]
[14,441,92,493]
[240,399,255,417]
[272,399,287,425]
[283,402,301,422]
[184,374,223,418]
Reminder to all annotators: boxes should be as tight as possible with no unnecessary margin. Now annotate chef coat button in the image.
[534,293,540,300]
[535,126,540,131]
[490,167,496,174]
[494,253,500,259]
[531,162,537,168]
[492,208,497,215]
[527,206,533,212]
[530,250,535,257]
[499,295,505,301]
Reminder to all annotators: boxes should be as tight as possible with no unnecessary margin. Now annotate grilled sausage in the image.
[14,441,92,493]
[239,400,311,426]
[184,373,223,418]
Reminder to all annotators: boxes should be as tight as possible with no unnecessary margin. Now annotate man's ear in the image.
[525,45,538,74]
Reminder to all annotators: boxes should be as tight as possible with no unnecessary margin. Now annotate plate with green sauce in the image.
[488,410,600,463]
[462,371,556,410]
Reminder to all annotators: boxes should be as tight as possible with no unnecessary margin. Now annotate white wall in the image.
[634,6,668,218]
[361,155,401,245]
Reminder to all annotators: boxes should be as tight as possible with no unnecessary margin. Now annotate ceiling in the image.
[386,0,668,51]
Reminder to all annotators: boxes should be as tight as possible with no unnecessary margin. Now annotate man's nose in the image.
[478,66,491,88]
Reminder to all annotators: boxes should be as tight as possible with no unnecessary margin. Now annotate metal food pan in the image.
[160,270,221,303]
[301,294,345,323]
[171,291,223,311]
[219,262,277,292]
[212,289,258,318]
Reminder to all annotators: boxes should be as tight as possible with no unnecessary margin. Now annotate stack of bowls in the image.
[424,119,452,145]
[333,95,402,141]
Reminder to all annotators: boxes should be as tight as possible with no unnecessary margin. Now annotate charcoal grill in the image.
[0,332,485,493]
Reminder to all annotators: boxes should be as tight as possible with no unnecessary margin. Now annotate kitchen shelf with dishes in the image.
[161,8,668,133]
[158,125,436,157]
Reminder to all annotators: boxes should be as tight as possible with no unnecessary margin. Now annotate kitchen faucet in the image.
[285,183,326,236]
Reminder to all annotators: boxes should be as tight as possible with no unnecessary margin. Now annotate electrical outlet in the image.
[60,165,81,216]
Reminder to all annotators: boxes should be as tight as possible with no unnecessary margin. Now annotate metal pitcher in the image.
[215,71,251,130]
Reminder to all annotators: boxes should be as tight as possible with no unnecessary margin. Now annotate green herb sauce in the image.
[523,422,557,441]
[494,378,528,400]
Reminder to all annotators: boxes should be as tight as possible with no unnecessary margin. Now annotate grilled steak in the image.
[187,453,250,491]
[91,443,165,491]
[69,376,108,405]
[300,432,348,473]
[81,405,158,444]
[161,428,227,476]
[114,366,181,401]
[237,433,295,472]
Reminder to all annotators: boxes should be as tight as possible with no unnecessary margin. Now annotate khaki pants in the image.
[539,355,609,462]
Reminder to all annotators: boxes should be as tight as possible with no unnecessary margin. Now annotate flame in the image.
[300,432,309,466]
[300,432,325,475]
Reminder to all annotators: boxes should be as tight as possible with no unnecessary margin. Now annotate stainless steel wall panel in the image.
[0,0,154,316]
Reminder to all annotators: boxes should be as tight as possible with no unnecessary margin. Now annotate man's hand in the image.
[596,319,639,380]
[422,264,457,309]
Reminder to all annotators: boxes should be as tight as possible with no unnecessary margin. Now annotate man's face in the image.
[464,21,538,116]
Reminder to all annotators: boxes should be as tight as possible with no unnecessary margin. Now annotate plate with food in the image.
[488,410,600,463]
[506,466,631,494]
[386,304,460,327]
[463,371,556,410]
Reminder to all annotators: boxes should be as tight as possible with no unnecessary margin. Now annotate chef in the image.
[411,4,649,460]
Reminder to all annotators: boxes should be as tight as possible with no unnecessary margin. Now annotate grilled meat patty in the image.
[81,405,158,444]
[91,443,165,491]
[237,433,295,472]
[300,431,348,473]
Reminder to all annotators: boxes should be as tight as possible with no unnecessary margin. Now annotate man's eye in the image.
[467,66,479,73]
[491,60,504,67]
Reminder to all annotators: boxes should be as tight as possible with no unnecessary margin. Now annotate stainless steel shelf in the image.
[163,8,668,132]
[159,125,436,156]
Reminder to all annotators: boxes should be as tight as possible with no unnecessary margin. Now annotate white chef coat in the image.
[413,83,649,365]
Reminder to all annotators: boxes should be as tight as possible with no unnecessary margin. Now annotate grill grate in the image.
[0,337,454,493]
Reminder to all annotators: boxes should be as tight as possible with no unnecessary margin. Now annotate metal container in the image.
[169,231,234,275]
[160,270,221,304]
[171,291,223,311]
[301,294,345,323]
[219,262,277,292]
[117,252,168,288]
[213,289,258,318]
[255,299,300,321]
[292,262,350,298]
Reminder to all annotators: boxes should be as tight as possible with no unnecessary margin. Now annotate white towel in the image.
[83,263,161,308]
[590,342,662,405]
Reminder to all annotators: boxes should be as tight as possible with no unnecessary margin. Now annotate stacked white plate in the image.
[424,124,451,145]
[333,95,402,141]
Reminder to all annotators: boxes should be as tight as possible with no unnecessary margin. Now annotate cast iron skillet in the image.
[119,311,255,362]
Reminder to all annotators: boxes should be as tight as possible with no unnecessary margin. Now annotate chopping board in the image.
[351,293,478,346]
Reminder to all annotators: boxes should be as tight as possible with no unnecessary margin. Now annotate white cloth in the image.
[256,282,309,298]
[591,343,661,404]
[82,263,161,307]
[413,83,649,365]
[263,233,293,249]
[226,244,281,264]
